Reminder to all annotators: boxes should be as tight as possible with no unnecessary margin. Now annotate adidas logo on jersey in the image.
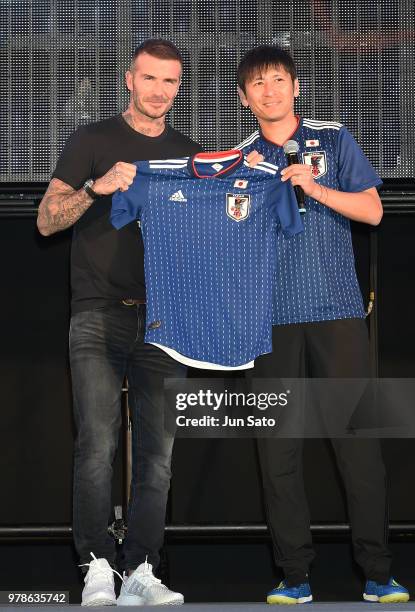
[169,190,187,202]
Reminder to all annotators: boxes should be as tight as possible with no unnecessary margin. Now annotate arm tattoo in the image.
[37,178,94,235]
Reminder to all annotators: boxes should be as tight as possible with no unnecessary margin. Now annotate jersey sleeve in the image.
[52,126,94,189]
[337,127,383,192]
[110,161,151,229]
[267,180,304,237]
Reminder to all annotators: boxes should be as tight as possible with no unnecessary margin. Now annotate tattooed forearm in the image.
[37,178,94,236]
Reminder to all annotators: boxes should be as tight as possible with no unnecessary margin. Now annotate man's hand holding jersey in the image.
[93,161,137,194]
[246,150,264,167]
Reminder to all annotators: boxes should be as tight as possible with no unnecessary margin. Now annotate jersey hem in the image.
[272,311,366,326]
[149,342,255,370]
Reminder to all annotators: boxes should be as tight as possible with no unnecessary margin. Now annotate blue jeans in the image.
[70,303,186,571]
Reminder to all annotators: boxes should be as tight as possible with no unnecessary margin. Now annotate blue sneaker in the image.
[363,578,409,603]
[267,580,313,605]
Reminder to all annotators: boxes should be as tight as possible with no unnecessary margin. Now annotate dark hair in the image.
[237,45,297,92]
[130,38,183,69]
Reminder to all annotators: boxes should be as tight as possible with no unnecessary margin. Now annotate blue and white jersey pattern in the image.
[111,150,303,370]
[237,118,382,325]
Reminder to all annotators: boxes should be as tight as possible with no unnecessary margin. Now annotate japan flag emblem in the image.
[226,193,251,222]
[302,151,327,179]
[233,178,248,188]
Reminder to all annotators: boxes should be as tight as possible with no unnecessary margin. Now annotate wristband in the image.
[83,179,99,200]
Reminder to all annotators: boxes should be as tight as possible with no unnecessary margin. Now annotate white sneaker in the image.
[117,559,184,606]
[80,552,122,606]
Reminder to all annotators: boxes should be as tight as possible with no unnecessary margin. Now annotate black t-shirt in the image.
[52,114,202,314]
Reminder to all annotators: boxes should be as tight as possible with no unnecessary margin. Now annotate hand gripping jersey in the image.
[237,118,382,325]
[111,150,303,370]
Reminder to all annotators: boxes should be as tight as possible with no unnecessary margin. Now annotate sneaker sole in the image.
[267,595,313,605]
[363,593,410,604]
[117,602,183,607]
[117,596,183,606]
[82,599,116,607]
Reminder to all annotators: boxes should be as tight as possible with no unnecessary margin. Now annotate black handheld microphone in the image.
[283,139,306,214]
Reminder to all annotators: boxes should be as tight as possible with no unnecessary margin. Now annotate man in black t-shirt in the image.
[37,39,201,606]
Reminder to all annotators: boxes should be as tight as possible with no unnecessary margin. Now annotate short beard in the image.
[133,94,173,120]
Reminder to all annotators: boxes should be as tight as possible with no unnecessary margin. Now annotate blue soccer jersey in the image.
[111,150,303,369]
[237,118,382,325]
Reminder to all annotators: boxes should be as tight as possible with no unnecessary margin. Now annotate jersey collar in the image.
[188,149,244,178]
[259,115,302,148]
